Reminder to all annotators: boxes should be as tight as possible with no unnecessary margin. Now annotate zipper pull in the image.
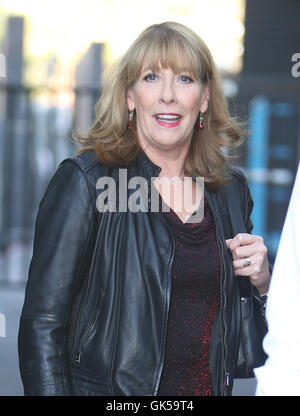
[74,351,82,365]
[225,372,230,387]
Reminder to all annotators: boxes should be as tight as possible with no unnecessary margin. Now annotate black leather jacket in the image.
[18,149,259,396]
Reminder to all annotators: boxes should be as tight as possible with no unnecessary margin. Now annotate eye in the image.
[143,73,158,82]
[179,75,194,84]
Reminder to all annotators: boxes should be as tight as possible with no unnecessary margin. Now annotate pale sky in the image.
[0,0,245,86]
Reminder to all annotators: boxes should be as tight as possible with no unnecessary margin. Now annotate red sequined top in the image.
[157,197,221,396]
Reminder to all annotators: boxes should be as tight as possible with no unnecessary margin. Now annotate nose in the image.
[159,78,177,105]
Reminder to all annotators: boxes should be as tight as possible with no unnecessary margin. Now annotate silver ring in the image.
[242,257,251,267]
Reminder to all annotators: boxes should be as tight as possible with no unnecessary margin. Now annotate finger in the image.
[236,253,263,272]
[233,256,255,270]
[232,244,259,260]
[234,263,262,277]
[225,239,232,248]
[228,233,258,251]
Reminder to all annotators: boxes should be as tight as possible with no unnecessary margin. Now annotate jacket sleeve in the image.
[18,160,94,395]
[233,172,269,378]
[239,179,273,329]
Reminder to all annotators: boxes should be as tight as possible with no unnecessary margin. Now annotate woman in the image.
[18,21,271,396]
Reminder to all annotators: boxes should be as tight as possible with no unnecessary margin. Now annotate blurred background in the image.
[0,0,299,396]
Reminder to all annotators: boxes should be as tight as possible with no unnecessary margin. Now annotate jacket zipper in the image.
[70,276,91,364]
[73,288,105,365]
[219,239,230,394]
[151,203,176,396]
[74,350,82,365]
[206,190,230,395]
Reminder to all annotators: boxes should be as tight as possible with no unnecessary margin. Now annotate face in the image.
[127,61,209,152]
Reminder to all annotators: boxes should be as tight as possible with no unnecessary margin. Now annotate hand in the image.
[225,233,271,296]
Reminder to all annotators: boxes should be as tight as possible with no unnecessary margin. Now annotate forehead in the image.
[139,45,200,78]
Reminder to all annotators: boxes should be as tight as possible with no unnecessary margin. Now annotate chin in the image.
[154,137,186,149]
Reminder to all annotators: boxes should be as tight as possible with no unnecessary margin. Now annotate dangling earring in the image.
[128,110,134,130]
[199,112,204,129]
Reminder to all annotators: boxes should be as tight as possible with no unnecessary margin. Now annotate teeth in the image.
[156,114,180,120]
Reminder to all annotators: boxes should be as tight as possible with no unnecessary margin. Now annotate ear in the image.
[200,85,210,113]
[126,87,135,111]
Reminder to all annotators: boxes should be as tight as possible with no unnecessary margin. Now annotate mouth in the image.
[154,113,182,127]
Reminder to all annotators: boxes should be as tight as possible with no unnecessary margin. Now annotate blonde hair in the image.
[75,21,246,189]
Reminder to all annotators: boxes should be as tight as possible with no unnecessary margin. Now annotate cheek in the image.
[132,86,154,112]
[133,93,154,132]
[191,92,202,110]
[183,90,202,115]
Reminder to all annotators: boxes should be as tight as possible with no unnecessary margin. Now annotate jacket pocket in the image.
[71,286,105,366]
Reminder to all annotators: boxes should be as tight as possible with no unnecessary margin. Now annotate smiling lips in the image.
[154,113,182,127]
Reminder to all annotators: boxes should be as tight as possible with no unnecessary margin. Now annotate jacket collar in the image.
[135,147,202,185]
[136,148,162,180]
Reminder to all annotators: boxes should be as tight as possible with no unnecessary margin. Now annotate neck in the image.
[140,144,189,179]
